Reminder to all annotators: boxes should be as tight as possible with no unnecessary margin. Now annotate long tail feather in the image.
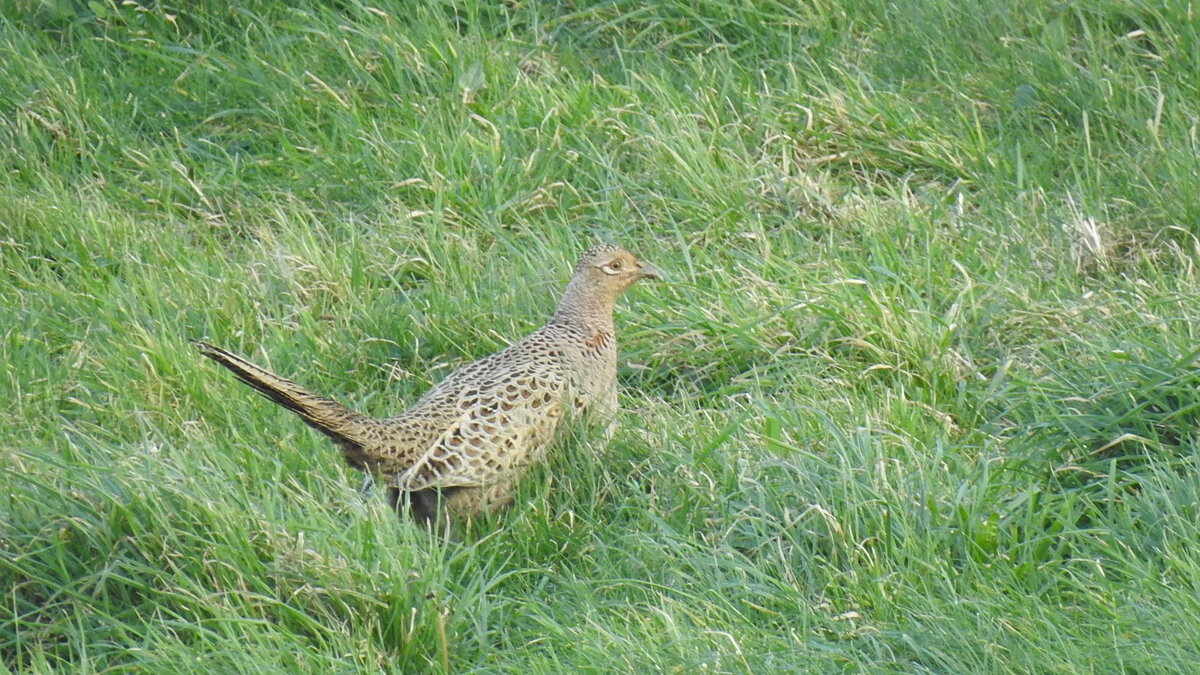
[193,341,375,469]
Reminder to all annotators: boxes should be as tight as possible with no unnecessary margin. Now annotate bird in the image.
[195,244,658,529]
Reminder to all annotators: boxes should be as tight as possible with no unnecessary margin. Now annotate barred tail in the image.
[193,341,375,469]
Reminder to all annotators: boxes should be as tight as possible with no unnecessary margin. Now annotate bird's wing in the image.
[393,366,568,491]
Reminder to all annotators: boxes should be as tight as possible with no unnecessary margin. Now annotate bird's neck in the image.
[551,278,616,332]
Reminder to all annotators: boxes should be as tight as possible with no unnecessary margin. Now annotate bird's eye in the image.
[608,260,623,270]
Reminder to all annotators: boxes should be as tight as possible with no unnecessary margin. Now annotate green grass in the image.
[3,0,1200,671]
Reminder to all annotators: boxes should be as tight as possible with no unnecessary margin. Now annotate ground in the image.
[2,1,1199,672]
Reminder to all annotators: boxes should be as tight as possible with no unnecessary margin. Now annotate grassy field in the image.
[3,0,1200,671]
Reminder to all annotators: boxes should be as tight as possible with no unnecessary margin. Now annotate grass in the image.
[2,0,1199,671]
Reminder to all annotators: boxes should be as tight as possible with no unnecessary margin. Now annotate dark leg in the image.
[393,487,456,536]
[387,486,404,513]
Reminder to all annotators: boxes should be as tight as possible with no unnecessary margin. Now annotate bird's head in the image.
[571,244,659,298]
[552,244,658,321]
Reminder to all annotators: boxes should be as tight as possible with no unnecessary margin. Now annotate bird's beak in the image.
[638,263,660,280]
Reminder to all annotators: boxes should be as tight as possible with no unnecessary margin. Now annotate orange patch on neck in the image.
[584,331,612,351]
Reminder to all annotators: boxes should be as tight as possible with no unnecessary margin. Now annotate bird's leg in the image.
[403,488,459,538]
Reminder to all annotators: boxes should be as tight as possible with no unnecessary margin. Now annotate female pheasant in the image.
[195,244,657,527]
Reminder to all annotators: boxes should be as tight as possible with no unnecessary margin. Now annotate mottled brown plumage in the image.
[196,244,657,527]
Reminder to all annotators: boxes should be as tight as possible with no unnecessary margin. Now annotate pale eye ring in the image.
[608,260,623,270]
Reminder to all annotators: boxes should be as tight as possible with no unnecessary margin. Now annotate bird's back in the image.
[377,320,600,494]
